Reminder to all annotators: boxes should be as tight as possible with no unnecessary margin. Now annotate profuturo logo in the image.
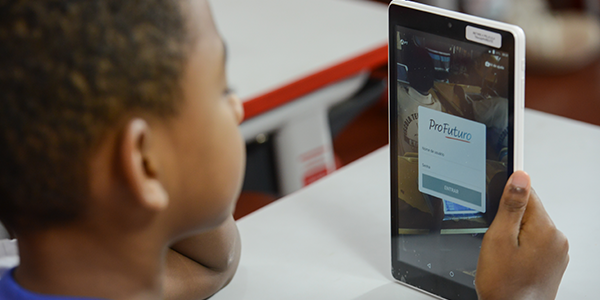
[428,119,473,143]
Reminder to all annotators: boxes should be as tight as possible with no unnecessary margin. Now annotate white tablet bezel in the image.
[389,1,525,299]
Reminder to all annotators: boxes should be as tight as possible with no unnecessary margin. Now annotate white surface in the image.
[210,0,387,102]
[213,146,411,300]
[213,109,600,299]
[524,110,600,299]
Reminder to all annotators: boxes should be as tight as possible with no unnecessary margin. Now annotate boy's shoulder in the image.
[0,268,103,300]
[0,240,102,300]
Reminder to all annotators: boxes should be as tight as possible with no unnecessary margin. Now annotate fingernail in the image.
[509,171,529,193]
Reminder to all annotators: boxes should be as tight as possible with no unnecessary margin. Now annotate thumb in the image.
[491,171,531,244]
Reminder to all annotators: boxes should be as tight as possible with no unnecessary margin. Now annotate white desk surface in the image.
[213,109,600,300]
[210,0,388,115]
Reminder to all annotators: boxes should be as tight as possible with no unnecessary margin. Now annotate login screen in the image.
[418,106,486,212]
[393,23,512,289]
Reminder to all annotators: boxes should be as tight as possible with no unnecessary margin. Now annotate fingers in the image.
[521,189,569,258]
[521,188,559,238]
[490,171,531,245]
[521,188,548,225]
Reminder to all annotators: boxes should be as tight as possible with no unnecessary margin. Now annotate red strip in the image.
[242,43,388,121]
[303,166,329,186]
[445,136,471,143]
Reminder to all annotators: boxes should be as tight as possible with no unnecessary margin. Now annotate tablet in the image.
[389,1,525,299]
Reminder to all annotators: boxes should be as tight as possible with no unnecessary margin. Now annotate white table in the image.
[210,0,388,194]
[212,109,600,299]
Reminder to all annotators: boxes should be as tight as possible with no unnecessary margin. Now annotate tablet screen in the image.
[390,4,517,299]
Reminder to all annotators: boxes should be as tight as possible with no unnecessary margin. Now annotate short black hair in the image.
[0,0,191,233]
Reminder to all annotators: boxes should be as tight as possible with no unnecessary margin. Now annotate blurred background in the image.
[232,0,600,219]
[2,0,598,240]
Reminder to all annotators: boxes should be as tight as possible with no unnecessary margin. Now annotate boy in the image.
[0,0,567,299]
[0,0,242,299]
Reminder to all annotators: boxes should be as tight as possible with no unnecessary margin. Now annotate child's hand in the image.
[476,171,569,300]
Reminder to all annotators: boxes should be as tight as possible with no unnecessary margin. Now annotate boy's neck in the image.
[14,226,166,300]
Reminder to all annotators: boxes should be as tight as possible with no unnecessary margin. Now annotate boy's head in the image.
[0,0,244,238]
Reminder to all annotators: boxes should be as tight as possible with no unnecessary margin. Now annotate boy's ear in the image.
[120,119,169,212]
